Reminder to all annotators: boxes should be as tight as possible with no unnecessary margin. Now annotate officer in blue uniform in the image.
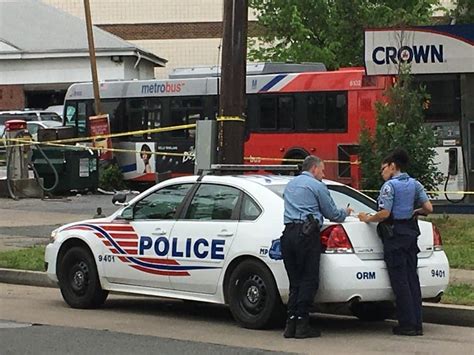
[282,155,352,339]
[358,149,433,336]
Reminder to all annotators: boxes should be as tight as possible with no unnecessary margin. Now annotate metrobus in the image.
[63,63,391,187]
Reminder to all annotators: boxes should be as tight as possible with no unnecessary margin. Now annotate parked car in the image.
[45,105,64,119]
[0,110,62,123]
[26,120,63,140]
[45,174,449,329]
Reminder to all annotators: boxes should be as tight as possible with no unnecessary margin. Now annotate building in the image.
[0,0,166,110]
[364,24,474,204]
[42,0,259,79]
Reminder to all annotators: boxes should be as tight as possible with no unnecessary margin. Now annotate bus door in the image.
[155,97,203,175]
[117,98,162,182]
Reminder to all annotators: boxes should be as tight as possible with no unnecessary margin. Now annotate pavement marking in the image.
[0,320,32,329]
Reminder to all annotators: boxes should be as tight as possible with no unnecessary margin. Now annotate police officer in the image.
[281,155,352,339]
[358,148,433,336]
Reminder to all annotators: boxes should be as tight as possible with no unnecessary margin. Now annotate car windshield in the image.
[39,113,62,122]
[266,183,377,214]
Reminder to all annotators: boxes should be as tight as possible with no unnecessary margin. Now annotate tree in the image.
[248,0,439,69]
[359,65,443,195]
[450,0,474,24]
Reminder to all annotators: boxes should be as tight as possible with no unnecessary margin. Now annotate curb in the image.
[0,268,473,328]
[422,302,474,328]
[0,268,57,288]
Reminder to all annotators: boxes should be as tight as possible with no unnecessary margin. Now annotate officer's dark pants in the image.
[384,221,422,330]
[280,223,321,319]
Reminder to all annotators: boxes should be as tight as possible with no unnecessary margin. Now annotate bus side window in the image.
[171,103,187,138]
[278,96,294,130]
[101,99,124,134]
[170,98,202,138]
[127,98,147,140]
[307,94,326,130]
[326,92,347,130]
[259,96,277,130]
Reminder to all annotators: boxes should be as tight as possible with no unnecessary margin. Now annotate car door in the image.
[102,183,193,289]
[169,183,241,294]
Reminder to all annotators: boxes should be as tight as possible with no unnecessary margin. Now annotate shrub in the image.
[99,163,126,191]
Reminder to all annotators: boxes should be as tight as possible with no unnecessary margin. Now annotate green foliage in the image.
[442,283,474,306]
[450,0,474,24]
[99,163,126,191]
[0,246,45,271]
[359,65,443,195]
[249,0,439,69]
[426,215,474,269]
[435,0,474,24]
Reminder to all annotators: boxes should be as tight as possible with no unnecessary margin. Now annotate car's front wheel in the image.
[350,301,395,321]
[227,259,285,329]
[58,246,108,309]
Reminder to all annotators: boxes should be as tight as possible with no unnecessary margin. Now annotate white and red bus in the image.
[63,63,391,187]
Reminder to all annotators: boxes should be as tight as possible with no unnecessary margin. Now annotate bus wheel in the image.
[58,246,108,309]
[227,259,285,329]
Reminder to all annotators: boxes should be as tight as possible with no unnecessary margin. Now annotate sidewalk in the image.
[450,269,474,286]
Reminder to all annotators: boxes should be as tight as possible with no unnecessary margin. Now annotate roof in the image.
[169,62,327,79]
[0,0,166,66]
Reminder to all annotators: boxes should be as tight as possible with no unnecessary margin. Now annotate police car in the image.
[45,174,449,329]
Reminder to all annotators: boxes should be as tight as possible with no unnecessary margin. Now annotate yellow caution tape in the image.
[360,189,474,195]
[0,116,246,147]
[0,122,197,147]
[2,137,473,195]
[216,116,246,122]
[245,156,360,164]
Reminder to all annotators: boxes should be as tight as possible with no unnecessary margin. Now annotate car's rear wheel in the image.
[350,301,395,321]
[58,246,108,308]
[227,259,285,329]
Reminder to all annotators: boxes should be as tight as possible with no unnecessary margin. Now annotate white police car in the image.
[45,174,449,329]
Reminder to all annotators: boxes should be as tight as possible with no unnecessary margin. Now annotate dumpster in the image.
[32,146,99,194]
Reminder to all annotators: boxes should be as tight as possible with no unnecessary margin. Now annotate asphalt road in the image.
[1,283,473,355]
[1,320,286,355]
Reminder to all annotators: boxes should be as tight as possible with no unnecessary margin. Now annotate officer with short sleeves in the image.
[358,148,433,336]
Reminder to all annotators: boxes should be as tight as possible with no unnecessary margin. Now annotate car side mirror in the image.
[119,206,134,220]
[112,192,127,206]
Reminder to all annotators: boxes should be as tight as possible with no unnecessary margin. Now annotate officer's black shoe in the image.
[295,317,321,339]
[392,326,417,336]
[283,316,297,338]
[415,327,423,336]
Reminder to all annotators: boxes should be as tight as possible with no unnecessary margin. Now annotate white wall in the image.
[42,0,257,23]
[132,38,223,78]
[0,56,154,85]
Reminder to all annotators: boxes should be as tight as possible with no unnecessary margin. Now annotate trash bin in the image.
[32,146,99,194]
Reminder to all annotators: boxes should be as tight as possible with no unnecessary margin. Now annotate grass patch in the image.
[0,246,45,271]
[441,283,474,306]
[426,215,474,270]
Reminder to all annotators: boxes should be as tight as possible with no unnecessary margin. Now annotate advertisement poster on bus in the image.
[89,114,112,160]
[135,142,156,180]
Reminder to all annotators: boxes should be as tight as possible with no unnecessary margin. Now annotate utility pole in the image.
[83,0,101,115]
[217,0,248,165]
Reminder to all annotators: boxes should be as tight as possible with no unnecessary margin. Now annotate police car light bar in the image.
[210,164,299,171]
